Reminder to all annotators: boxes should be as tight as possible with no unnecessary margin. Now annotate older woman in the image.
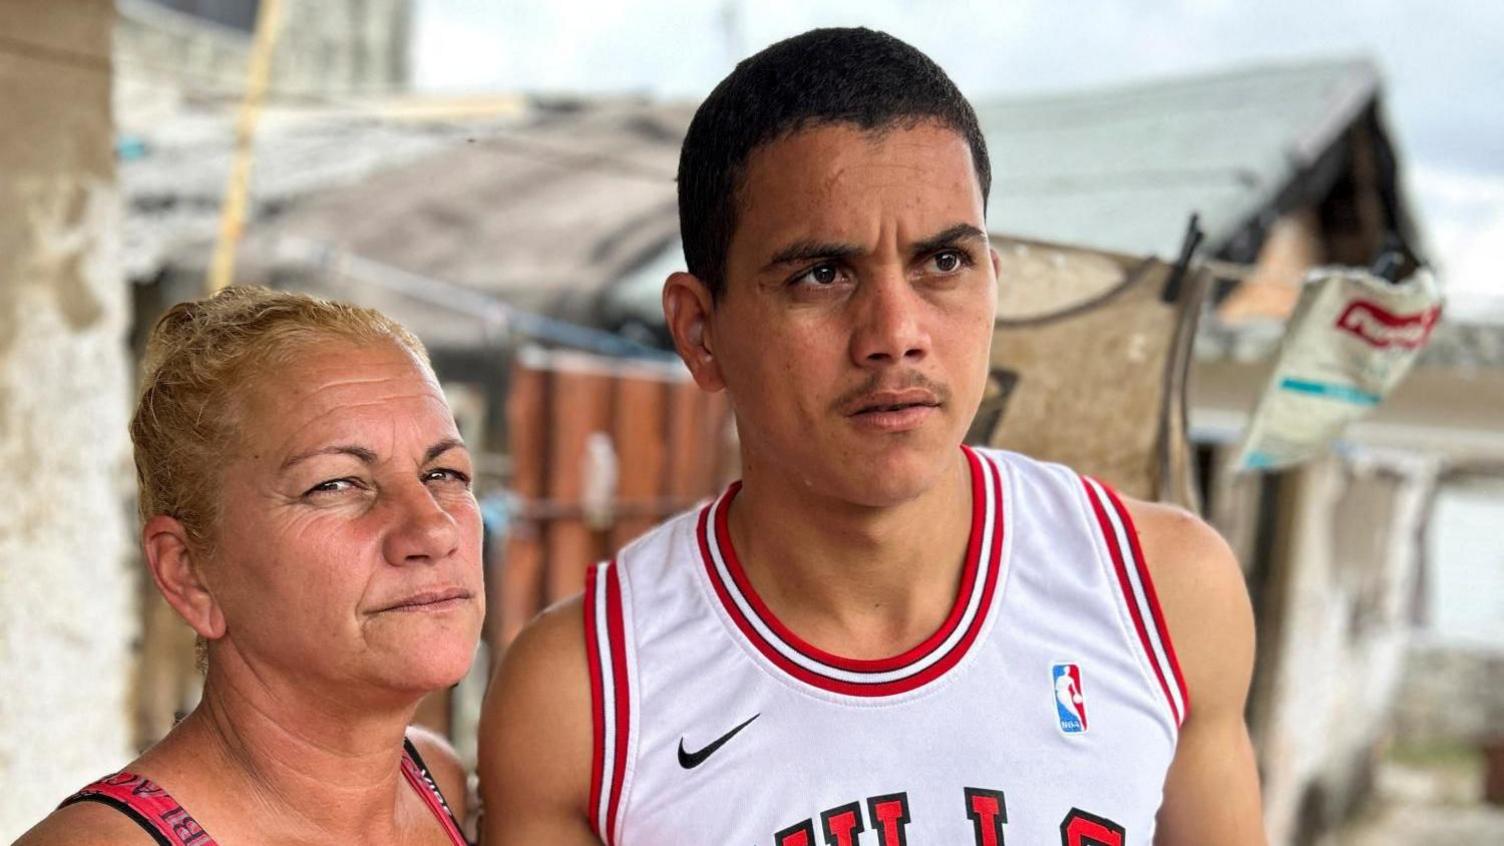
[18,287,480,845]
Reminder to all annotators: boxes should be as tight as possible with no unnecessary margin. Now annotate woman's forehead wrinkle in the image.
[252,369,452,466]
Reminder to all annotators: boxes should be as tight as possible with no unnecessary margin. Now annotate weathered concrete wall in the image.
[1253,454,1436,844]
[0,0,137,838]
[1391,640,1504,748]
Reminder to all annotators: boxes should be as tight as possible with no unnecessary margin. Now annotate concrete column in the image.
[0,0,136,837]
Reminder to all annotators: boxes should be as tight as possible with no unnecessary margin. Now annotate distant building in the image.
[115,0,412,113]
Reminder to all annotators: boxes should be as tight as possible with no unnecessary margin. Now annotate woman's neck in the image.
[145,647,426,844]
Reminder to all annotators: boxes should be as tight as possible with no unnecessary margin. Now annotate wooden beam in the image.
[205,0,283,293]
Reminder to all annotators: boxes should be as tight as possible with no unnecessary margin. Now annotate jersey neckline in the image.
[695,444,1007,698]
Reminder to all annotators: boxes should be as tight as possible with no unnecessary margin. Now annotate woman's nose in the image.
[381,481,461,566]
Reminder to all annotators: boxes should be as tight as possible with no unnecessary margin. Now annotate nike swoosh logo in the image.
[677,713,759,770]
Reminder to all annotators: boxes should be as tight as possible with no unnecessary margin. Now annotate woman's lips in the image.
[374,587,472,613]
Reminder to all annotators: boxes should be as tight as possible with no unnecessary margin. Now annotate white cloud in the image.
[1410,163,1504,307]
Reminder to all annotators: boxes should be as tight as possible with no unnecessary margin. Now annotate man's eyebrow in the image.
[280,445,378,472]
[424,437,466,464]
[763,239,864,271]
[911,223,987,257]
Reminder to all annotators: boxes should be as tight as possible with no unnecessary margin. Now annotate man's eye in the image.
[792,263,844,287]
[929,250,970,274]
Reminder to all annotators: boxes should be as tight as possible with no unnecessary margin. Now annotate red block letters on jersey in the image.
[867,793,911,846]
[776,790,1122,845]
[820,802,865,846]
[964,788,1007,846]
[776,819,817,846]
[1061,808,1126,846]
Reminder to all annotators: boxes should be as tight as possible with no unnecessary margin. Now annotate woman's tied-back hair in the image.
[130,285,429,549]
[676,27,992,299]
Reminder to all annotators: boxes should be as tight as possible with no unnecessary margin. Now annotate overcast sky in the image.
[413,0,1503,313]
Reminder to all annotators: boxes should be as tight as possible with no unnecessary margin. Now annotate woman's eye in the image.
[305,478,357,497]
[424,468,472,488]
[792,263,844,288]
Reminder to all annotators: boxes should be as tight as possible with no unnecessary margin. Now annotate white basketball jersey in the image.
[582,446,1188,846]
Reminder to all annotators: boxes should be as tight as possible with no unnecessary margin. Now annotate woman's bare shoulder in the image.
[13,799,160,846]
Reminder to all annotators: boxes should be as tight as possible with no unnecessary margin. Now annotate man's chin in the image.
[830,443,957,508]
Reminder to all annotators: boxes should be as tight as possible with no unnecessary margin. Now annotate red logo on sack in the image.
[1334,301,1441,349]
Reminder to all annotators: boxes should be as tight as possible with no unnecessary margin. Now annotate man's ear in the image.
[662,271,726,393]
[989,246,1003,282]
[143,515,226,640]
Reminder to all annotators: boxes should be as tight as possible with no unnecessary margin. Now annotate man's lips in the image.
[372,587,472,613]
[843,387,943,433]
[843,388,942,417]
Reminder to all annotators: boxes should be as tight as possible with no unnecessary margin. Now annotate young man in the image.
[480,28,1266,845]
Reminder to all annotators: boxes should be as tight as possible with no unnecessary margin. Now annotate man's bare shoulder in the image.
[1119,497,1255,713]
[13,799,159,846]
[1120,500,1268,842]
[479,592,591,758]
[483,594,591,722]
[478,595,598,844]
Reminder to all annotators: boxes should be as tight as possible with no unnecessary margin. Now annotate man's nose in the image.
[849,271,930,367]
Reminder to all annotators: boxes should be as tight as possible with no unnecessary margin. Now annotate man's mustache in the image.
[831,371,951,414]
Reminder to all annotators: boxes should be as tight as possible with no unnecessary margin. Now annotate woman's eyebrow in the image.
[424,437,466,463]
[280,445,378,473]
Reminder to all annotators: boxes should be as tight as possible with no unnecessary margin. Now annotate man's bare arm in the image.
[1126,500,1268,846]
[477,596,601,845]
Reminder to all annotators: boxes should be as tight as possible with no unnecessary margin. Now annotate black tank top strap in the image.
[402,736,471,845]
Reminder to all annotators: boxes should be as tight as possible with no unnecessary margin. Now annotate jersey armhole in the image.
[583,559,634,846]
[1077,475,1192,730]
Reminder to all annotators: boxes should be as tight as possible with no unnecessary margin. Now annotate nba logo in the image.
[1052,663,1088,734]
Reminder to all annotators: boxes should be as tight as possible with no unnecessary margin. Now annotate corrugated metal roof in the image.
[978,57,1382,258]
[601,58,1398,331]
[120,107,502,278]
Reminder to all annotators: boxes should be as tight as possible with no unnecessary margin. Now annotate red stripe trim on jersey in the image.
[582,565,606,839]
[604,562,631,844]
[716,446,987,673]
[1081,477,1187,726]
[697,447,1005,697]
[1098,481,1191,721]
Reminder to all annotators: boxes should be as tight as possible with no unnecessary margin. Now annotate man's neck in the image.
[151,649,423,843]
[727,448,973,660]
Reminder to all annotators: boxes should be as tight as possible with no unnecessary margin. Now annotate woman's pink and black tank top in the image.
[59,738,469,845]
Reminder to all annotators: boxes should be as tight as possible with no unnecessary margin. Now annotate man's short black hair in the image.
[677,27,991,298]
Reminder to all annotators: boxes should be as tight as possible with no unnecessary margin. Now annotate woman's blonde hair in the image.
[130,286,429,548]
